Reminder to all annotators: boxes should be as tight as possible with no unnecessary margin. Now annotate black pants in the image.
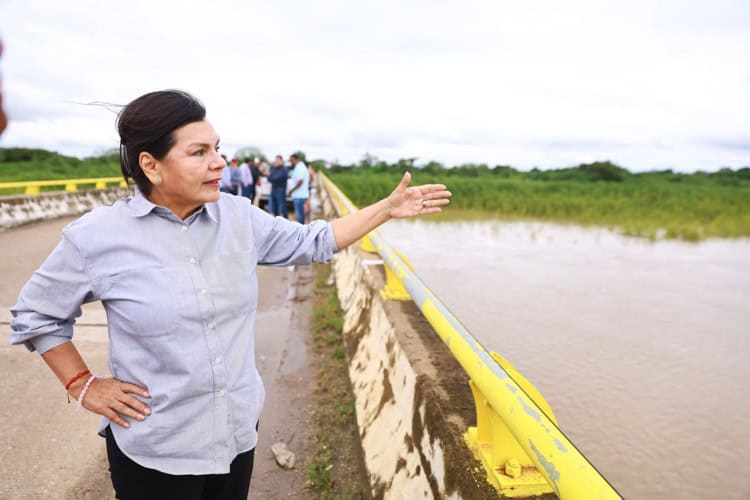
[105,426,255,500]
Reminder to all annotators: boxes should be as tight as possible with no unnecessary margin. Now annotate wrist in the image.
[64,369,91,403]
[77,375,97,410]
[381,197,395,220]
[67,377,88,401]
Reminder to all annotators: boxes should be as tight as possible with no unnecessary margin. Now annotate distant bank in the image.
[2,147,749,241]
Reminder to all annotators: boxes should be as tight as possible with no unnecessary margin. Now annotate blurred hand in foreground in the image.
[0,39,8,135]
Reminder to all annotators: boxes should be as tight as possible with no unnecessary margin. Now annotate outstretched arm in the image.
[330,171,451,250]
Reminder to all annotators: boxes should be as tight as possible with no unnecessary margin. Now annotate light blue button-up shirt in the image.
[290,162,310,199]
[10,189,338,475]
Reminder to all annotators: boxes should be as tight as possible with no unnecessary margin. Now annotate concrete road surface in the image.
[1,217,317,499]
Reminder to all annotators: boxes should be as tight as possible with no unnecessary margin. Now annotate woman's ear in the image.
[139,152,161,185]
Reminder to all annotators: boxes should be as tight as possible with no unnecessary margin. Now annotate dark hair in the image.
[117,90,206,195]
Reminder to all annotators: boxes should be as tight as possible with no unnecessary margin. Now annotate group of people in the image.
[219,152,315,224]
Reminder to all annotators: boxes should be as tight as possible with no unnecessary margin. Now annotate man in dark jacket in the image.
[267,155,289,217]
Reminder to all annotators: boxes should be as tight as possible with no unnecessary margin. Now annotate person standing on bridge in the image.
[8,89,450,500]
[219,154,234,194]
[238,157,258,203]
[287,151,310,223]
[267,154,289,218]
[228,157,243,195]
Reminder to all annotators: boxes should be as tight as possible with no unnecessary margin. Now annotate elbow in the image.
[10,313,75,354]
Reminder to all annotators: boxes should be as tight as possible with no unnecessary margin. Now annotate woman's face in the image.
[148,120,225,218]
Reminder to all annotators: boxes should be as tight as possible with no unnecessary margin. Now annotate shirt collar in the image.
[129,187,218,223]
[203,202,219,223]
[129,187,158,217]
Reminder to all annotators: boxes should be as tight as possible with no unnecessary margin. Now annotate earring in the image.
[154,178,162,185]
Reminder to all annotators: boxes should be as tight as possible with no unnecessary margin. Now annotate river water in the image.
[378,219,750,500]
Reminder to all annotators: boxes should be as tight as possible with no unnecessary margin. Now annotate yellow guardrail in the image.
[320,172,622,500]
[0,177,127,195]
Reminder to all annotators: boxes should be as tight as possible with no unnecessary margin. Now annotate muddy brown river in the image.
[379,219,750,500]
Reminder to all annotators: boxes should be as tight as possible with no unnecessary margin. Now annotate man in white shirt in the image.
[287,152,310,224]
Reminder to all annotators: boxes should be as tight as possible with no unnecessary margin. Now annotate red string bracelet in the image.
[65,369,91,403]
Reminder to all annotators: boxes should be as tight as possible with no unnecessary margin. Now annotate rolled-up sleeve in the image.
[252,207,339,266]
[10,232,94,354]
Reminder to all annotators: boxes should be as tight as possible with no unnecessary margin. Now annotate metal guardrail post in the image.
[320,173,622,500]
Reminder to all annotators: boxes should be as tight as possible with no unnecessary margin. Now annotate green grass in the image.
[0,159,120,183]
[307,264,370,499]
[327,165,750,241]
[307,446,334,491]
[0,148,120,181]
[3,147,749,241]
[0,148,120,194]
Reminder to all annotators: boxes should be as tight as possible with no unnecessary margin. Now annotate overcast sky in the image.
[1,0,748,171]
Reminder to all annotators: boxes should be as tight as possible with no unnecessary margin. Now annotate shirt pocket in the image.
[99,268,198,337]
[203,251,256,315]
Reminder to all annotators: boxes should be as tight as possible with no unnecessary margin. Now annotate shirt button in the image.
[200,288,207,295]
[181,225,188,231]
[207,322,215,329]
[189,257,197,264]
[218,390,225,398]
[215,356,222,364]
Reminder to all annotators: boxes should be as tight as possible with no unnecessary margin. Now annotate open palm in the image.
[387,172,452,219]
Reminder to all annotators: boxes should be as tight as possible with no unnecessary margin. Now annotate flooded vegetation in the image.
[328,160,750,241]
[2,148,749,240]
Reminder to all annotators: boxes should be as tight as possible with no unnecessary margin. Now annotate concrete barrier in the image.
[319,184,499,499]
[0,188,130,230]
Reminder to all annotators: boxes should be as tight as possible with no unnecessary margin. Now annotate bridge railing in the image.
[319,172,621,500]
[0,177,126,195]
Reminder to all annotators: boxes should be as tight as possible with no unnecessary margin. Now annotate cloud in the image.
[703,138,750,153]
[1,0,749,171]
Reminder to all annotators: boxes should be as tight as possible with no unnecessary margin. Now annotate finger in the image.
[119,393,151,416]
[398,171,412,189]
[102,408,131,429]
[424,199,451,207]
[423,190,452,200]
[417,184,447,194]
[119,382,150,398]
[112,400,146,422]
[422,207,443,214]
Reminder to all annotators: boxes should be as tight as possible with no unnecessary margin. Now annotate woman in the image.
[9,90,450,500]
